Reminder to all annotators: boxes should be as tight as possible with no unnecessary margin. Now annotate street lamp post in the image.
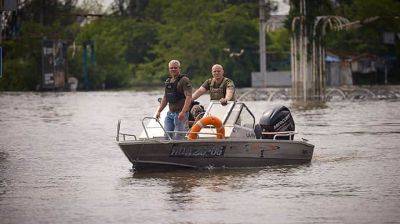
[259,0,267,87]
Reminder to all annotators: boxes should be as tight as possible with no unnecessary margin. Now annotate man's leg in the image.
[173,112,189,140]
[164,111,175,139]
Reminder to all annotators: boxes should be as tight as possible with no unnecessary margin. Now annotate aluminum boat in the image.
[116,101,314,171]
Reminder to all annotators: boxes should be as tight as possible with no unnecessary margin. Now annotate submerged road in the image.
[0,90,399,224]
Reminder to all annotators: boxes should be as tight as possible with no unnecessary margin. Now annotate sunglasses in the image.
[169,67,179,69]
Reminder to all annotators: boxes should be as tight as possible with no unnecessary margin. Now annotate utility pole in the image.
[0,10,2,78]
[0,10,3,45]
[259,0,267,87]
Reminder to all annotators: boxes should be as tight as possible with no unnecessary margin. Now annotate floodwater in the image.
[0,91,399,224]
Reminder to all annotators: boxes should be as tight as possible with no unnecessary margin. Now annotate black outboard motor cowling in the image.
[255,106,295,140]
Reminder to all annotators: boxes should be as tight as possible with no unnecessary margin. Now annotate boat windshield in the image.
[137,101,255,139]
[204,101,255,128]
[204,101,235,124]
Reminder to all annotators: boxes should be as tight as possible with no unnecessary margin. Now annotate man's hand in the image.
[178,111,186,121]
[155,111,161,120]
[220,98,228,106]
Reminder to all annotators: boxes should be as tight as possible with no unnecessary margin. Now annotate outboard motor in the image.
[254,106,295,140]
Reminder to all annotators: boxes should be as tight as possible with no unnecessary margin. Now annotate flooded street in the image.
[0,91,399,224]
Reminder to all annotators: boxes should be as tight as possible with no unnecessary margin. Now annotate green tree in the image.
[0,0,79,91]
[134,0,259,87]
[327,0,400,55]
[75,17,158,88]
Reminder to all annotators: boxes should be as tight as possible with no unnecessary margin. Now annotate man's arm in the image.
[178,89,193,121]
[192,86,207,101]
[225,87,235,101]
[155,95,167,119]
[220,86,235,105]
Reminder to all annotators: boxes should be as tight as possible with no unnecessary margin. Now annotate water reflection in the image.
[291,100,328,110]
[0,151,8,196]
[122,165,313,206]
[127,169,261,206]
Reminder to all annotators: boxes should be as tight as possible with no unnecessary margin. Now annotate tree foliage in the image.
[1,0,261,90]
[0,0,79,90]
[326,0,400,55]
[288,0,400,83]
[1,0,399,90]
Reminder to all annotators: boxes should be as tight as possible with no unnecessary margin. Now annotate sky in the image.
[273,0,290,15]
[99,0,113,8]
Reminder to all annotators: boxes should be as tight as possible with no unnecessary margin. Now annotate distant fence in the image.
[237,86,400,101]
[251,71,291,87]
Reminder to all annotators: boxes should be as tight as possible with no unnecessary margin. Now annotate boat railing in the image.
[142,117,223,140]
[116,120,137,141]
[141,117,172,140]
[261,131,297,140]
[118,117,224,142]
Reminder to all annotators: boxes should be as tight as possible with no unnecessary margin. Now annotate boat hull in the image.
[118,139,314,170]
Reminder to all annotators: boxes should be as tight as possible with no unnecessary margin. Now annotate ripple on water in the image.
[1,92,400,224]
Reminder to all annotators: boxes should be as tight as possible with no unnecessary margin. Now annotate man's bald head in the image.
[211,64,224,81]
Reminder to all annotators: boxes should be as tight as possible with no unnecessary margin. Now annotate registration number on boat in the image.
[170,146,225,157]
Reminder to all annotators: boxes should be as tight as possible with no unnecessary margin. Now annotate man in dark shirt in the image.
[192,64,235,105]
[156,60,192,139]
